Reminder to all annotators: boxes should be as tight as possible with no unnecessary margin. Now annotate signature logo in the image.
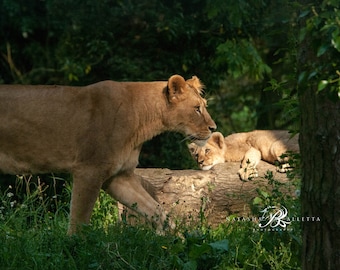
[259,206,291,229]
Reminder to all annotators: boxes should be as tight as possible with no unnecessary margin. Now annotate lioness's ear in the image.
[167,75,186,103]
[211,132,224,149]
[186,76,204,94]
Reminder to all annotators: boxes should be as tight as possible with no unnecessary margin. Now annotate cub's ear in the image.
[188,143,197,155]
[167,75,186,103]
[211,132,224,149]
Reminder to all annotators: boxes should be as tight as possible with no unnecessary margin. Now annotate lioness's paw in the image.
[238,167,258,181]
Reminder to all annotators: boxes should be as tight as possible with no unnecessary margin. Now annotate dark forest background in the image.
[0,0,308,169]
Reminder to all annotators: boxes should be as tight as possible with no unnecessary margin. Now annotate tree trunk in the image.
[297,2,340,269]
[119,161,294,227]
[299,85,340,269]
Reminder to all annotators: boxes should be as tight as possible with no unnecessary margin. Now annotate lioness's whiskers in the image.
[181,134,198,144]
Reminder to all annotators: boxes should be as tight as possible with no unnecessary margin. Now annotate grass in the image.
[0,171,302,270]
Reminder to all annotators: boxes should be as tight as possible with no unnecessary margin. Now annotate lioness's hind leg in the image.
[106,173,174,232]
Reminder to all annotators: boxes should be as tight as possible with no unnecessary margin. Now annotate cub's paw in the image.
[276,163,293,173]
[238,166,258,181]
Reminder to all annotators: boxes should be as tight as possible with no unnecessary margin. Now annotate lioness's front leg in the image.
[105,172,173,232]
[68,170,103,235]
[238,147,261,181]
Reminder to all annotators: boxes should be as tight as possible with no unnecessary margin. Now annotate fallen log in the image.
[120,161,297,227]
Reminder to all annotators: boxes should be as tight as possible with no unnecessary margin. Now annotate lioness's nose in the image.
[209,122,217,132]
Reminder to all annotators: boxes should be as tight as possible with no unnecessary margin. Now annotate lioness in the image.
[188,130,299,181]
[0,75,216,234]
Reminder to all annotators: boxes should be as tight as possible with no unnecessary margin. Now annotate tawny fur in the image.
[189,130,299,181]
[0,75,216,234]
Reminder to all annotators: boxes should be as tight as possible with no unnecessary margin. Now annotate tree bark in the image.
[119,161,294,227]
[299,85,340,268]
[297,2,340,269]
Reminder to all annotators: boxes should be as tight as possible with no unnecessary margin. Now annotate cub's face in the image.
[188,132,226,170]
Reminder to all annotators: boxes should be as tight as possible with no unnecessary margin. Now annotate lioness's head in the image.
[188,132,225,170]
[165,75,216,146]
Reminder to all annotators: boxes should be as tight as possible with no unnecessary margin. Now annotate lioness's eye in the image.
[195,106,201,114]
[205,149,210,154]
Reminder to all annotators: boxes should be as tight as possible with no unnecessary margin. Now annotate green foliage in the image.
[0,175,70,233]
[91,190,119,231]
[298,1,340,98]
[169,231,229,270]
[218,171,302,269]
[139,133,198,169]
[215,38,272,80]
[252,171,301,221]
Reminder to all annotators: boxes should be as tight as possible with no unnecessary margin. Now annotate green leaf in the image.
[317,80,328,92]
[209,239,229,252]
[331,36,340,52]
[189,243,211,259]
[259,190,269,198]
[298,71,306,84]
[183,260,197,270]
[308,71,317,80]
[253,196,263,205]
[317,44,329,57]
[299,10,310,19]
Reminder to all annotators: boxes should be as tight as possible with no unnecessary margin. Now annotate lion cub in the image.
[188,130,299,181]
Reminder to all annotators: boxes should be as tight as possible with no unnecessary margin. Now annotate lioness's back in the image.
[0,81,130,174]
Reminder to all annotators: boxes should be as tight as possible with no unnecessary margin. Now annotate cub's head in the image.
[188,132,226,170]
[166,75,216,146]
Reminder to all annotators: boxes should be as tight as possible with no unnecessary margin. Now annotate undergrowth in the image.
[0,170,301,270]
